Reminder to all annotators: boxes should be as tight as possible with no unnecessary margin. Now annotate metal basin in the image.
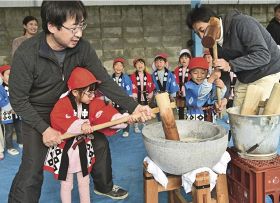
[142,120,228,175]
[227,107,280,160]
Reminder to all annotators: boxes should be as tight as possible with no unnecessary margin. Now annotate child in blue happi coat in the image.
[185,57,227,122]
[111,57,133,137]
[152,53,179,97]
[152,53,179,120]
[0,65,22,156]
[0,74,12,160]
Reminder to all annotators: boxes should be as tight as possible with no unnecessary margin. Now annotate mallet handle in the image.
[61,102,176,140]
[212,42,222,106]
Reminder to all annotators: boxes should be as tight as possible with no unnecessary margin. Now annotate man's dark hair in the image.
[274,4,280,12]
[41,1,87,34]
[186,5,218,29]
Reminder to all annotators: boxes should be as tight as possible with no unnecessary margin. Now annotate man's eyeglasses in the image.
[61,23,87,34]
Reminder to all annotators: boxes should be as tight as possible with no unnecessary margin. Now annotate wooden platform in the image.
[143,163,229,203]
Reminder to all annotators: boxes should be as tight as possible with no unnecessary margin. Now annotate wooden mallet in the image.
[61,101,177,140]
[201,17,222,108]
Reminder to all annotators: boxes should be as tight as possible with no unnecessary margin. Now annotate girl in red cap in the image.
[130,58,155,133]
[185,57,227,122]
[44,67,128,203]
[110,57,133,137]
[174,49,192,119]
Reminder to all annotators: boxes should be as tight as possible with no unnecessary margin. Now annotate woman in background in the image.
[11,15,38,57]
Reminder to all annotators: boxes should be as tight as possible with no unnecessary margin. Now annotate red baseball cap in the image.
[67,67,100,90]
[0,65,11,74]
[113,57,125,66]
[154,53,168,61]
[188,57,209,71]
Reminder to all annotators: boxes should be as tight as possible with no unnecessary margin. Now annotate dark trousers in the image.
[8,122,113,203]
[4,119,22,149]
[90,131,113,193]
[8,121,47,203]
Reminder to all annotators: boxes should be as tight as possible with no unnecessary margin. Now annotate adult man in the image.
[267,4,280,45]
[186,6,280,107]
[8,1,152,202]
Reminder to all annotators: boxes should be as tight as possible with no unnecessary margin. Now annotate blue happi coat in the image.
[184,79,226,121]
[152,68,179,95]
[112,73,133,111]
[112,73,133,96]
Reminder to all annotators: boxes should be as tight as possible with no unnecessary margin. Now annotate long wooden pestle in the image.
[155,92,180,141]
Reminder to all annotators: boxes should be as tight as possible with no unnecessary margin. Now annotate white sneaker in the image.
[19,144,23,149]
[7,148,19,156]
[122,131,129,137]
[0,152,4,160]
[134,126,141,134]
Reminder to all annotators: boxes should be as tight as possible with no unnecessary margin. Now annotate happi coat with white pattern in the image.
[43,96,119,180]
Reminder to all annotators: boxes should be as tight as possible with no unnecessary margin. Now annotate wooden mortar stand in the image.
[144,161,229,203]
[155,92,180,141]
[192,172,229,203]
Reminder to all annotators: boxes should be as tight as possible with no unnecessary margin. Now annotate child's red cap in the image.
[154,53,168,61]
[68,67,100,90]
[0,65,11,74]
[113,57,125,66]
[188,57,209,71]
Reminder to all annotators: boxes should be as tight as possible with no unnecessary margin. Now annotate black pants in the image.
[8,122,113,203]
[90,131,113,193]
[4,119,22,149]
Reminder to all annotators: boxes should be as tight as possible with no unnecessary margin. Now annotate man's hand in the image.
[215,98,228,113]
[129,104,155,123]
[213,58,231,72]
[208,69,221,84]
[42,127,62,147]
[214,78,225,89]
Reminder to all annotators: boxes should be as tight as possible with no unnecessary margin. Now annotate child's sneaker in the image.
[0,152,4,160]
[19,144,23,149]
[7,148,19,156]
[134,126,141,133]
[122,131,129,137]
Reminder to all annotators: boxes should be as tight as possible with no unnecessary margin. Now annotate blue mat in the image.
[0,117,277,203]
